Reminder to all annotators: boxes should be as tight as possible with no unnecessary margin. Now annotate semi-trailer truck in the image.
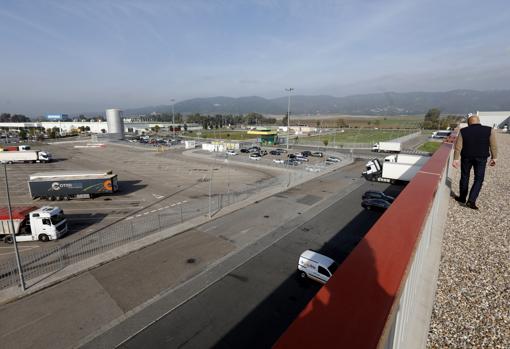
[0,150,51,163]
[371,142,401,153]
[28,170,119,200]
[362,155,429,183]
[383,154,430,165]
[0,206,67,243]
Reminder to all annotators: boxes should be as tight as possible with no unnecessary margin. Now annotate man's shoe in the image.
[466,201,479,210]
[454,196,466,204]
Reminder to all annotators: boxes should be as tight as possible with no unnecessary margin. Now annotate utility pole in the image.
[3,163,25,291]
[171,99,176,139]
[285,88,294,151]
[208,166,212,218]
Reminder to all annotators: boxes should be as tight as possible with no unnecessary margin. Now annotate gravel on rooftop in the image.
[427,132,510,348]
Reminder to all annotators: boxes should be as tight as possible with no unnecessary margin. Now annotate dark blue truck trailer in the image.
[28,170,118,200]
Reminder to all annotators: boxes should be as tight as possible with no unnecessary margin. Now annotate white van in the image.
[297,250,338,284]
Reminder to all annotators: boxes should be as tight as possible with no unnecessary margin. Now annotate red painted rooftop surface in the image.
[0,206,37,221]
[274,142,453,349]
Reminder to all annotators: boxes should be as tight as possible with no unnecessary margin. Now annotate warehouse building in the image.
[476,111,510,129]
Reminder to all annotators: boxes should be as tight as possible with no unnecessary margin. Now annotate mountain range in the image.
[124,90,510,116]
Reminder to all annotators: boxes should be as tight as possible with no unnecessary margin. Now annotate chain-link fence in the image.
[0,155,346,291]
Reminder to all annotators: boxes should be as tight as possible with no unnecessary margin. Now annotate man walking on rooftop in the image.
[452,114,497,210]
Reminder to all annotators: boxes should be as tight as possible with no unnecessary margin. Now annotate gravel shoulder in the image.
[428,132,510,348]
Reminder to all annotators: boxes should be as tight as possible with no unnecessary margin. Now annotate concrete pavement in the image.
[0,161,366,349]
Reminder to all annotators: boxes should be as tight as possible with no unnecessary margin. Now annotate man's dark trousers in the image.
[459,157,487,203]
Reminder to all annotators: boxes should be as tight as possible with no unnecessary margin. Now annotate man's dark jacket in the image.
[460,124,492,158]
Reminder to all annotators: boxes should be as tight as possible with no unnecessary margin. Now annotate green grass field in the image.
[299,129,416,144]
[418,141,442,153]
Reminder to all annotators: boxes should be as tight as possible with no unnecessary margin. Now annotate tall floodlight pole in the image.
[285,88,294,150]
[171,99,176,139]
[3,163,25,291]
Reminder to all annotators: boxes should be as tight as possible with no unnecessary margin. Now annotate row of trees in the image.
[186,112,277,130]
[423,108,463,129]
[12,125,95,140]
[0,113,31,122]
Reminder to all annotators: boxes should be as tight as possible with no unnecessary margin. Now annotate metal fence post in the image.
[59,248,64,270]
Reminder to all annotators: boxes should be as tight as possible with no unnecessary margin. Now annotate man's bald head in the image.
[468,115,480,125]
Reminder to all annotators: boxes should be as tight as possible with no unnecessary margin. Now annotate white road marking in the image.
[182,200,188,203]
[157,208,163,211]
[135,214,142,218]
[239,228,252,234]
[171,204,176,207]
[71,217,123,221]
[126,217,134,220]
[150,210,157,213]
[143,212,149,215]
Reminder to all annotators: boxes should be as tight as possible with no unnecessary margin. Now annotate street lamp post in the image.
[3,163,26,291]
[171,99,176,139]
[285,88,294,151]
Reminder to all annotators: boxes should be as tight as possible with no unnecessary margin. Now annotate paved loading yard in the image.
[0,140,345,264]
[0,141,290,262]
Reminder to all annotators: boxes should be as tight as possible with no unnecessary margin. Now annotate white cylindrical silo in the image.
[106,108,124,139]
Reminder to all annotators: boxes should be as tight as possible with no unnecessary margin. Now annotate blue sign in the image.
[47,114,63,120]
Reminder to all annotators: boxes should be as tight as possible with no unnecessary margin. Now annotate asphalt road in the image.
[120,181,402,349]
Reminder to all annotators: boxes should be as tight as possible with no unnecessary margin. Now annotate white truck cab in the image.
[298,250,338,284]
[1,206,67,243]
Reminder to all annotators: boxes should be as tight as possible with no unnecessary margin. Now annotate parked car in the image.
[240,148,250,153]
[273,159,284,164]
[287,154,296,159]
[326,156,341,162]
[275,148,287,153]
[260,150,268,156]
[297,250,338,284]
[269,150,280,155]
[248,146,261,153]
[362,190,395,203]
[361,198,391,211]
[302,150,312,157]
[226,150,237,156]
[284,159,299,166]
[305,166,321,172]
[295,156,309,162]
[311,151,324,157]
[249,153,262,160]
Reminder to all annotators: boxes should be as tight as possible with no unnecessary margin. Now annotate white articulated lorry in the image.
[383,154,430,165]
[0,206,68,243]
[0,150,52,163]
[362,154,430,183]
[372,142,401,153]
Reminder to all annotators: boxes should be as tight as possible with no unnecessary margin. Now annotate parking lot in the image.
[0,139,346,263]
[184,146,346,172]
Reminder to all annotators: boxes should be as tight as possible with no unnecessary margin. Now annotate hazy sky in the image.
[1,0,509,115]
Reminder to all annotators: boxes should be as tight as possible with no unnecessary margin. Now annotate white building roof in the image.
[476,111,510,128]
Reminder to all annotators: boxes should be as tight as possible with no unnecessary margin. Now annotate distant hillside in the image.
[124,90,510,116]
